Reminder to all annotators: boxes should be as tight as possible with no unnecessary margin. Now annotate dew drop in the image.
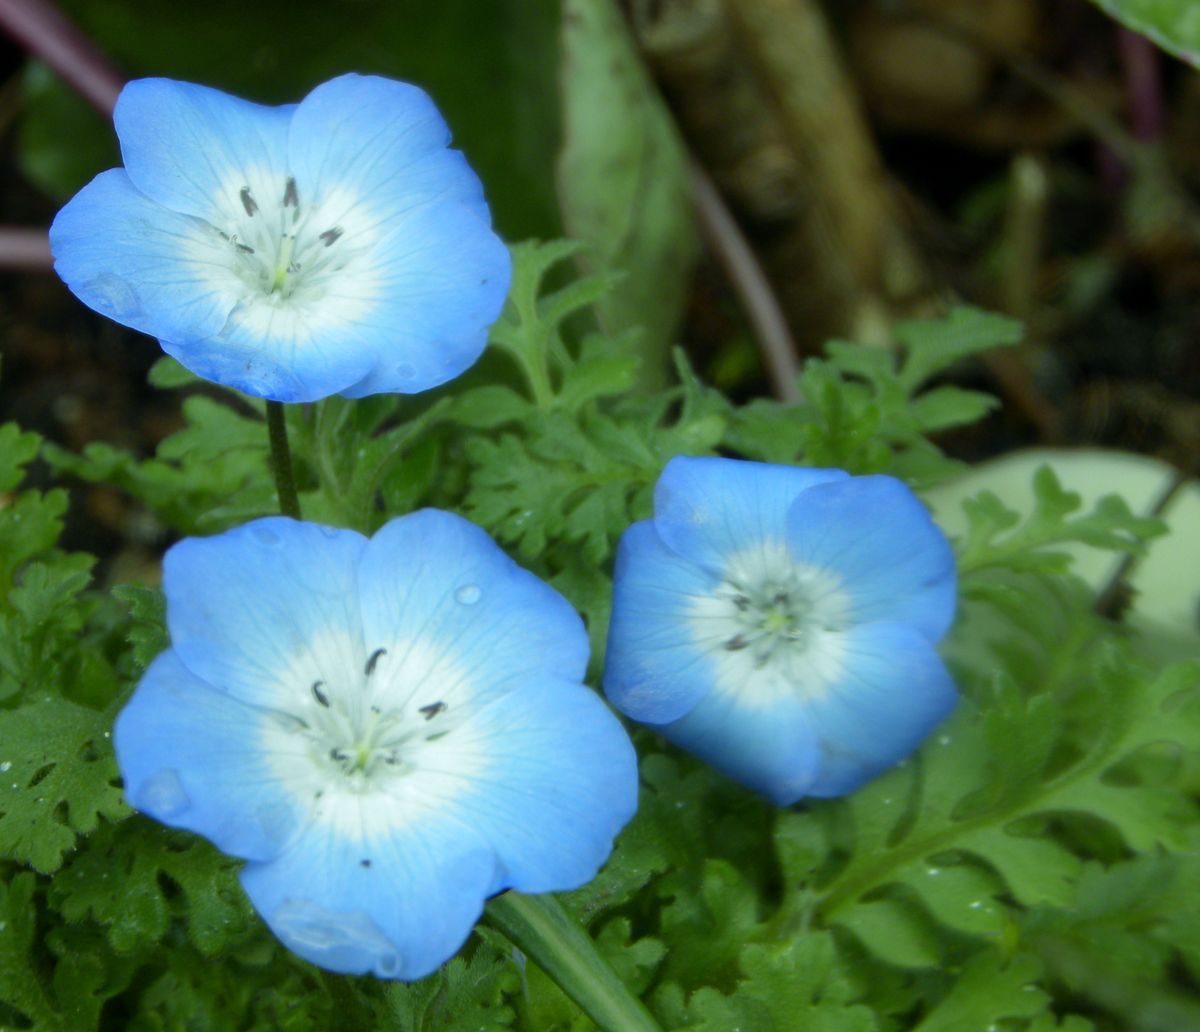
[938,735,951,746]
[139,770,190,818]
[455,584,481,605]
[927,867,940,877]
[251,525,281,546]
[84,273,140,320]
[0,761,11,773]
[968,900,982,909]
[0,921,6,931]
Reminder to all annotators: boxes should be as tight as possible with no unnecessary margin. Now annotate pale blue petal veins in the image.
[603,520,720,724]
[653,456,849,573]
[785,476,957,641]
[356,510,589,703]
[164,518,368,709]
[115,650,304,862]
[49,169,239,343]
[174,291,379,403]
[335,202,511,398]
[115,78,293,221]
[440,677,639,894]
[652,677,822,807]
[288,74,488,223]
[239,810,496,979]
[801,622,958,797]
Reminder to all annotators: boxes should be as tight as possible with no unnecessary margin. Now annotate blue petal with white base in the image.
[51,73,511,402]
[604,456,959,805]
[115,511,637,979]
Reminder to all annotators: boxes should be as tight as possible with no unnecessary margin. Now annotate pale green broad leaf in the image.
[1088,0,1200,67]
[557,0,699,387]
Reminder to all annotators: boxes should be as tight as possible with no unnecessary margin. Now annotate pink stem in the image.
[0,226,51,269]
[0,0,123,117]
[1117,26,1165,142]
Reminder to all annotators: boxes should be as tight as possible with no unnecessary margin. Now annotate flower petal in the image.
[435,676,638,894]
[654,676,822,807]
[785,476,957,641]
[239,806,496,979]
[114,650,305,862]
[169,292,379,402]
[287,74,486,223]
[603,520,721,724]
[356,510,588,705]
[115,78,293,222]
[653,456,849,573]
[49,169,239,343]
[802,622,958,797]
[334,201,512,398]
[164,518,368,710]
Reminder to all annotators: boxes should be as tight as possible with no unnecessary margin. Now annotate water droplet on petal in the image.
[84,273,140,320]
[0,761,11,773]
[271,899,399,976]
[455,584,481,605]
[318,526,339,539]
[395,363,416,380]
[139,769,189,818]
[252,525,280,546]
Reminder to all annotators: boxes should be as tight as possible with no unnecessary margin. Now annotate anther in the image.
[419,701,447,720]
[311,681,330,708]
[236,242,255,254]
[283,177,298,208]
[330,748,349,763]
[319,227,343,247]
[772,591,790,606]
[733,595,750,611]
[724,634,750,651]
[365,648,387,676]
[239,187,258,216]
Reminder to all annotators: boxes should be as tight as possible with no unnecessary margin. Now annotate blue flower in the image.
[50,75,511,402]
[115,511,637,979]
[603,457,957,805]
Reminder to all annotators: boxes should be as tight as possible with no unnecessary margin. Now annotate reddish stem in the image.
[0,0,123,117]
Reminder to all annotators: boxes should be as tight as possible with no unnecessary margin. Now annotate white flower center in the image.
[256,629,488,846]
[216,176,355,303]
[690,541,852,705]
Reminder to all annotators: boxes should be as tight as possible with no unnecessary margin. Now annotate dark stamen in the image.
[365,648,387,676]
[773,591,790,606]
[283,177,298,207]
[419,701,446,720]
[733,595,750,611]
[725,634,750,651]
[319,226,343,247]
[240,187,258,216]
[311,681,330,708]
[330,748,349,763]
[236,242,255,254]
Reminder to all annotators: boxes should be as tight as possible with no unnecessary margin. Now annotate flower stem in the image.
[266,401,301,519]
[485,892,662,1032]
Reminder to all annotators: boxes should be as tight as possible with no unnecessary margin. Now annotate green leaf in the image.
[1087,0,1200,67]
[0,872,57,1030]
[912,951,1048,1031]
[0,695,128,873]
[894,306,1023,392]
[110,584,168,671]
[52,820,252,954]
[957,465,1166,577]
[557,0,699,387]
